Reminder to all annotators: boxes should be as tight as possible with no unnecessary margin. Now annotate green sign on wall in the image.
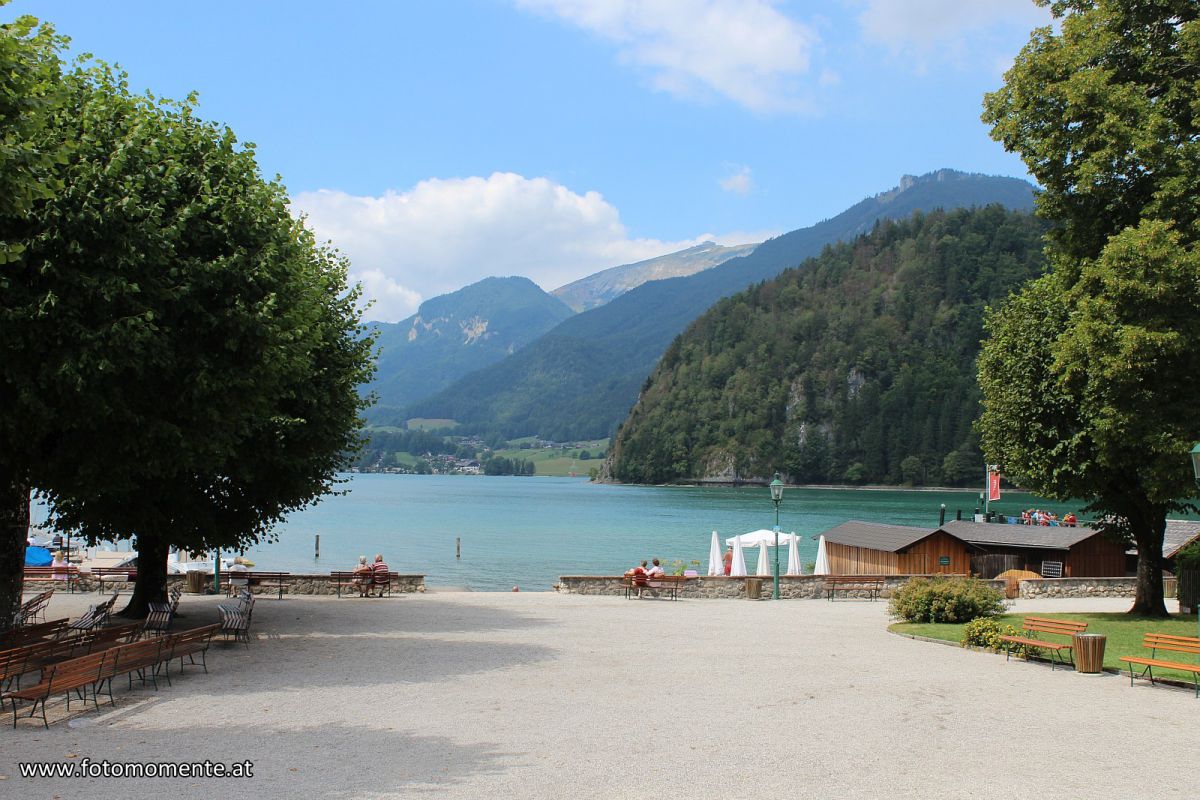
[938,556,951,566]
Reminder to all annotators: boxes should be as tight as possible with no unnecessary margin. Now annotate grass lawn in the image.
[892,613,1200,682]
[490,439,609,477]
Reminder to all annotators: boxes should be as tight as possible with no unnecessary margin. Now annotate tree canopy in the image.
[979,0,1200,616]
[1,56,375,618]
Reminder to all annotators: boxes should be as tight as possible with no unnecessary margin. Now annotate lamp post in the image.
[770,472,784,600]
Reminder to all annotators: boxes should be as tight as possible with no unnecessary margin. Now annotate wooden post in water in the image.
[315,534,320,559]
[456,537,461,559]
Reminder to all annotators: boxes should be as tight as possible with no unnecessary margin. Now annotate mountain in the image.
[552,241,759,312]
[607,206,1050,485]
[405,170,1038,440]
[364,276,574,419]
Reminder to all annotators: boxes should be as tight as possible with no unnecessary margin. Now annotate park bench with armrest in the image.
[88,566,136,592]
[998,617,1088,670]
[14,590,55,627]
[331,570,394,597]
[220,570,289,599]
[165,624,220,674]
[23,566,80,592]
[3,650,109,728]
[1,618,70,649]
[1120,633,1200,697]
[824,576,885,601]
[622,574,689,600]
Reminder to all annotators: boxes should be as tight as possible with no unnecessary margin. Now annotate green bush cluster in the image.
[889,577,1005,623]
[960,617,1024,653]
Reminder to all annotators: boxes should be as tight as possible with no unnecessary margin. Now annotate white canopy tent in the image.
[725,530,798,548]
[786,531,802,575]
[707,531,723,576]
[813,534,831,575]
[729,535,748,577]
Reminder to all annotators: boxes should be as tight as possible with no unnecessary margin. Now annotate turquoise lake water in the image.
[183,475,1082,591]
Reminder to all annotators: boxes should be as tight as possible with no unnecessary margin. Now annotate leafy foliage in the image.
[979,0,1200,616]
[889,577,1005,624]
[608,207,1048,485]
[408,171,1036,441]
[1,61,374,615]
[961,617,1024,652]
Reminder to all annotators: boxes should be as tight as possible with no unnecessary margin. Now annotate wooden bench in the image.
[622,574,689,600]
[998,616,1088,670]
[824,576,885,601]
[3,650,109,728]
[220,571,289,599]
[1120,633,1200,697]
[331,570,385,597]
[88,566,136,592]
[23,566,80,592]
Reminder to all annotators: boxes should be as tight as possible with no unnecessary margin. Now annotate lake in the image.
[186,475,1082,590]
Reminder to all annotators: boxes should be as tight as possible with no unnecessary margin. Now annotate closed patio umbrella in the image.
[730,535,747,577]
[756,540,771,576]
[814,534,831,575]
[707,531,723,576]
[786,531,802,575]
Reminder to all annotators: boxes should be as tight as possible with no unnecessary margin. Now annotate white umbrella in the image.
[730,535,747,577]
[707,531,723,576]
[786,531,802,575]
[814,534,831,575]
[755,541,771,576]
[726,529,797,548]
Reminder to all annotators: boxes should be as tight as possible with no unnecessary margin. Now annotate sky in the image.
[11,0,1051,321]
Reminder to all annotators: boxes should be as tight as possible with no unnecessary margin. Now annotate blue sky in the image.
[11,1,1050,320]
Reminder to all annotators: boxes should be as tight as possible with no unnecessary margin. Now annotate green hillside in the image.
[608,206,1049,486]
[407,170,1036,441]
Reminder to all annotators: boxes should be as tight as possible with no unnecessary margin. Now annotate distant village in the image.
[351,434,604,476]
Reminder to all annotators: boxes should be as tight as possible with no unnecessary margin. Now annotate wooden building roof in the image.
[938,520,1096,550]
[820,521,950,553]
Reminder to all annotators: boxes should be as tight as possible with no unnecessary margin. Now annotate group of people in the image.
[351,553,390,597]
[624,558,665,584]
[1018,509,1077,527]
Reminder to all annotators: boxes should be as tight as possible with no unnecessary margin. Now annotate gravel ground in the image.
[0,590,1193,799]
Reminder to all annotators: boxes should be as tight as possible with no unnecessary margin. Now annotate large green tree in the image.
[980,0,1199,615]
[2,60,375,619]
[0,7,66,625]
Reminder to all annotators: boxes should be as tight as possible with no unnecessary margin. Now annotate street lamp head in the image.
[1191,442,1200,485]
[770,472,783,503]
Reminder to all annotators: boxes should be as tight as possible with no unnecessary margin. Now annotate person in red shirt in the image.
[370,553,390,597]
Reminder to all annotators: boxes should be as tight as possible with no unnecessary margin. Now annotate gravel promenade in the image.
[0,590,1193,799]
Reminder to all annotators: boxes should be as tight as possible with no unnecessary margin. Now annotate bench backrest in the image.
[111,638,166,676]
[1144,633,1200,658]
[44,650,108,695]
[1022,617,1087,637]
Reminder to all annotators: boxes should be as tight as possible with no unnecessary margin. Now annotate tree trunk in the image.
[1129,510,1169,617]
[0,477,30,629]
[118,533,168,619]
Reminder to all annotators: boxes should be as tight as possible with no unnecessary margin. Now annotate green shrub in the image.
[889,577,1005,623]
[1176,540,1200,571]
[961,617,1024,653]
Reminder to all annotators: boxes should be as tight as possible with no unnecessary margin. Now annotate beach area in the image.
[1,590,1192,799]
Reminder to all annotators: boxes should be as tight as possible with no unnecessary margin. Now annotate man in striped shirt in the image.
[371,554,390,597]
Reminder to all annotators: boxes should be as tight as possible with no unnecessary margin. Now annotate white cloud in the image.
[855,0,1050,63]
[719,165,753,195]
[515,0,818,112]
[293,173,734,322]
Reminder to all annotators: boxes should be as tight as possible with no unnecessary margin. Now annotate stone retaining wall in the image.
[556,575,1005,599]
[1017,577,1138,598]
[60,573,425,596]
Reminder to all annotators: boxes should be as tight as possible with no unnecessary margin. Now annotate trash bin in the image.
[185,570,207,594]
[744,577,763,599]
[1073,633,1106,674]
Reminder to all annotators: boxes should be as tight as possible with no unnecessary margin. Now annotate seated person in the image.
[228,557,250,594]
[370,553,390,597]
[50,551,70,581]
[645,558,665,578]
[352,555,372,597]
[625,560,649,585]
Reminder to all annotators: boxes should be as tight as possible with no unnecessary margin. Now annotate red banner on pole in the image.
[988,470,1001,502]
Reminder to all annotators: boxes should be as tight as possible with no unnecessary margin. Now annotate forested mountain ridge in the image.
[406,170,1036,440]
[364,276,574,419]
[606,206,1050,486]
